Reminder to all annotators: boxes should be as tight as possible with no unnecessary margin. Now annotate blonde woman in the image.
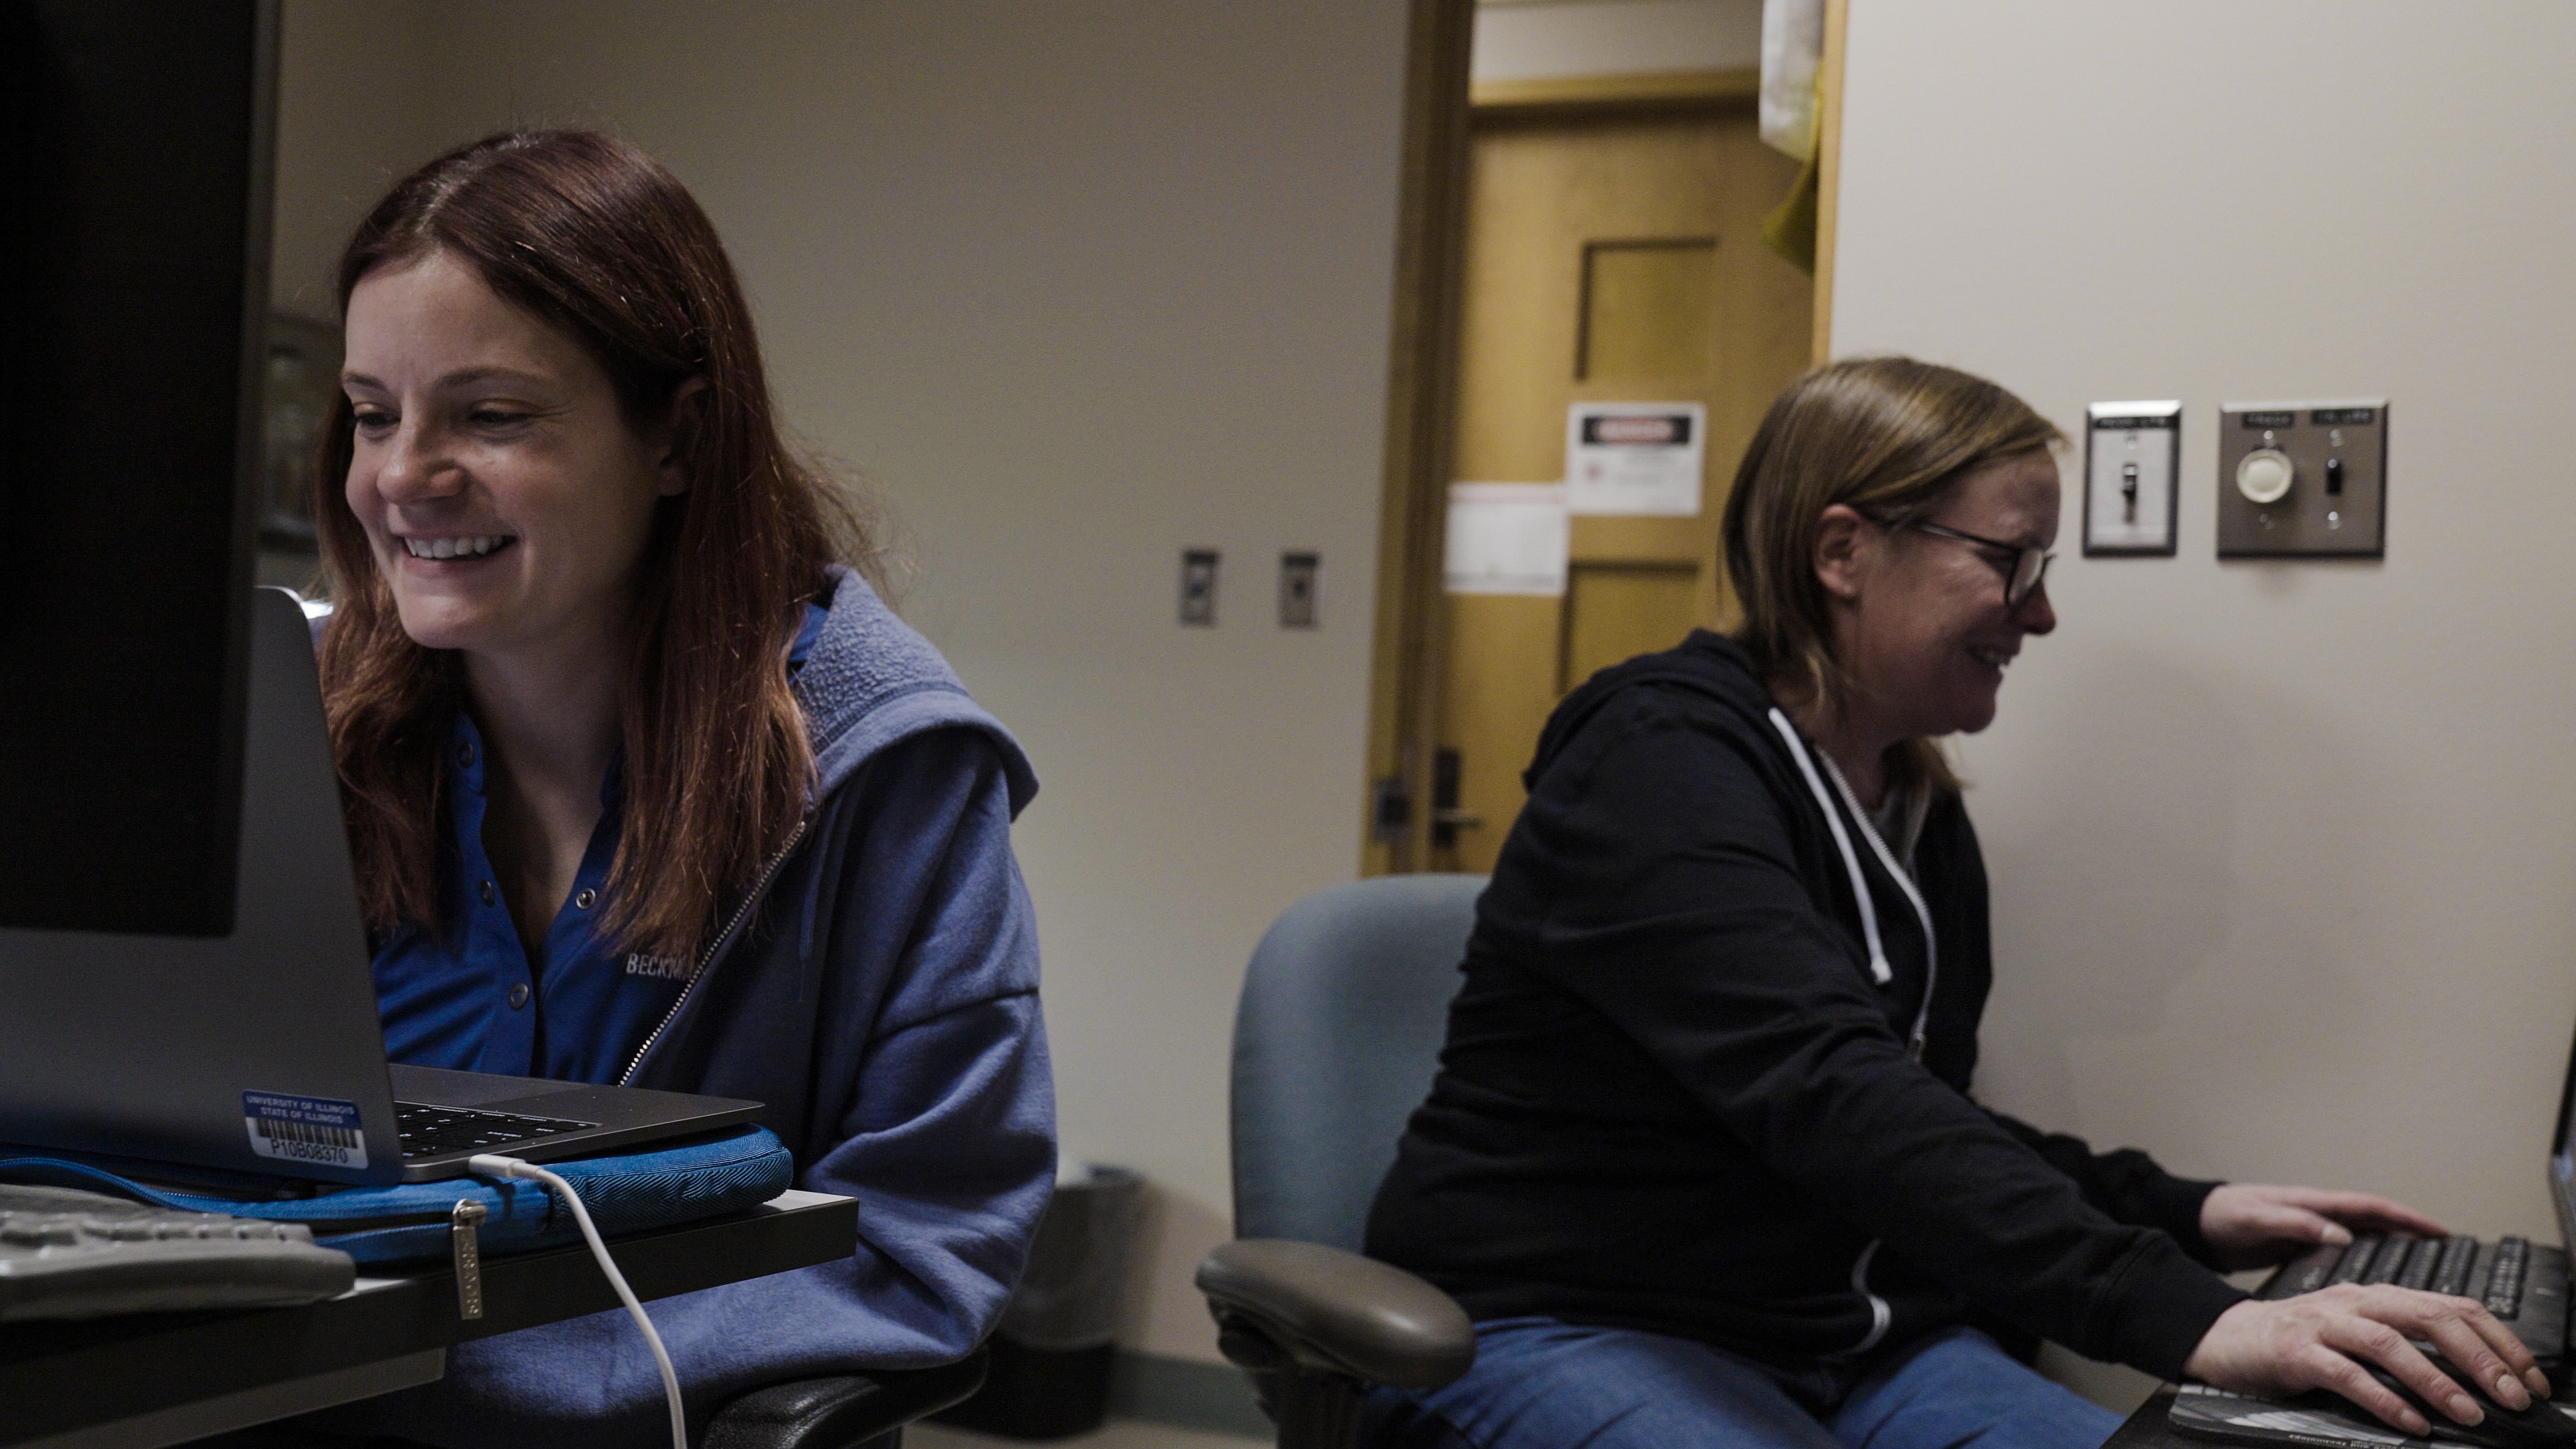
[1361,359,2535,1449]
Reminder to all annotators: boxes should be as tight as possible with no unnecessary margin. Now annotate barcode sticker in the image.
[243,1091,368,1169]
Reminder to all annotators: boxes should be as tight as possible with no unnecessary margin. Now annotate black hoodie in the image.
[1365,631,2245,1380]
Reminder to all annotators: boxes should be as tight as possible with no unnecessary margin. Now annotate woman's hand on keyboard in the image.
[2184,1285,2551,1436]
[2200,1183,2448,1271]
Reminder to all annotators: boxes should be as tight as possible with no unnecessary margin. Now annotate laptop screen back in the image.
[0,590,406,1183]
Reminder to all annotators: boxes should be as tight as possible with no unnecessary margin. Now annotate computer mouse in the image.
[2337,1354,2576,1449]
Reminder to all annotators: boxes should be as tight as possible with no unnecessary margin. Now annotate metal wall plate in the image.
[1279,551,1319,628]
[1179,549,1219,626]
[2084,400,2181,557]
[2216,399,2387,559]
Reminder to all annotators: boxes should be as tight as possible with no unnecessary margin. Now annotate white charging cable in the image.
[469,1155,688,1449]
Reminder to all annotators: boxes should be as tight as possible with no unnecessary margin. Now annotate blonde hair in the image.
[1720,357,2063,793]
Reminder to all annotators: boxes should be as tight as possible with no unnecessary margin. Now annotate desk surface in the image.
[0,1188,857,1448]
[2108,1389,2194,1449]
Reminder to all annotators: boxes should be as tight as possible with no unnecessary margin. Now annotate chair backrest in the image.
[1229,874,1486,1252]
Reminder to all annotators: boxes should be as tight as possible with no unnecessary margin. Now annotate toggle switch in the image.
[2084,400,2180,556]
[2324,458,2345,496]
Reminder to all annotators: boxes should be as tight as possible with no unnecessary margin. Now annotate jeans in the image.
[1360,1318,2124,1449]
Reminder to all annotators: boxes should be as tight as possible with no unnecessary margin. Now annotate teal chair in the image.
[1196,875,1485,1449]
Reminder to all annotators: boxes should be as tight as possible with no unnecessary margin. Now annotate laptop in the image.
[2165,1018,2576,1444]
[0,588,761,1187]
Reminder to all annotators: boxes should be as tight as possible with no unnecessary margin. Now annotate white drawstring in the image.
[1768,710,1890,985]
[1765,709,1940,1054]
[1847,1239,1894,1355]
[1815,753,1939,1060]
[1767,709,1941,1359]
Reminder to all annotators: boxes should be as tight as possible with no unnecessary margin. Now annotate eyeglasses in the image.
[1911,521,2054,609]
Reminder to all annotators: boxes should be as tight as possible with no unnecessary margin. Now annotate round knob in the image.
[2237,447,2295,504]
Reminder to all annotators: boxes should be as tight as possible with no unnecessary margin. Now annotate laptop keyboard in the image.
[393,1102,598,1161]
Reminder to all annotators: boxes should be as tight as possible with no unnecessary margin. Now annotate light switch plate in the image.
[2216,399,2387,559]
[1179,549,1218,626]
[1278,551,1319,628]
[2084,401,2181,557]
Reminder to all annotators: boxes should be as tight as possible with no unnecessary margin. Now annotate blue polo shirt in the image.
[372,604,828,1084]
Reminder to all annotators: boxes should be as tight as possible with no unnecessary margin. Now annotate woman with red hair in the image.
[294,129,1051,1446]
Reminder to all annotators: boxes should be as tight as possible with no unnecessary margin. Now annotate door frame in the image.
[1357,1,1849,876]
[1811,0,1849,366]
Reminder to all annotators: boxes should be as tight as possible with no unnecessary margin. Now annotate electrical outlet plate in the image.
[2084,400,2181,557]
[1179,549,1218,626]
[2216,400,2387,559]
[1278,551,1318,628]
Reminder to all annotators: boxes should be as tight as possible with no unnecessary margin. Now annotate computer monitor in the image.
[2551,1020,2576,1254]
[0,0,279,935]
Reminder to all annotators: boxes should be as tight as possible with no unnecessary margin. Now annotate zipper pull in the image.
[449,1199,488,1320]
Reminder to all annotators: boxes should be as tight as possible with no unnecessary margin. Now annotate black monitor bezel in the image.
[0,0,278,936]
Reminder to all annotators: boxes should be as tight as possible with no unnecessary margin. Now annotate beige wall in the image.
[1835,0,2576,1408]
[1472,0,1760,83]
[269,0,443,321]
[274,0,1413,1363]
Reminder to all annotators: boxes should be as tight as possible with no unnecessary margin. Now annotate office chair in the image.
[704,1350,989,1449]
[1195,875,1486,1449]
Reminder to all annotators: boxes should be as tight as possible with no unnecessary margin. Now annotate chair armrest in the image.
[703,1349,989,1449]
[1195,1238,1474,1390]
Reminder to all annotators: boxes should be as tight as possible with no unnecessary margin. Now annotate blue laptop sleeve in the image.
[0,1125,795,1265]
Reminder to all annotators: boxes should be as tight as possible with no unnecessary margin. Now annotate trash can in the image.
[934,1163,1145,1439]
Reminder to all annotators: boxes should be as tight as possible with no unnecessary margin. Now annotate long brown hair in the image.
[316,129,874,961]
[1721,356,2063,793]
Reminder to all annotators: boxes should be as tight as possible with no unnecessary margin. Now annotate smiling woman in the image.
[1721,363,2066,805]
[341,248,686,652]
[1355,360,2538,1449]
[281,131,1055,1448]
[343,253,688,709]
[315,134,834,967]
[336,248,702,959]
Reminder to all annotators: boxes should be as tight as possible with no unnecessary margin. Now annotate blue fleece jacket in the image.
[314,566,1055,1448]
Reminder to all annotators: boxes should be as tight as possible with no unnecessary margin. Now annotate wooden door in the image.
[1431,101,1811,872]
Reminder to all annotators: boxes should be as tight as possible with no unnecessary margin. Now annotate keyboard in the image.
[392,1102,596,1161]
[0,1182,355,1322]
[2259,1233,2568,1366]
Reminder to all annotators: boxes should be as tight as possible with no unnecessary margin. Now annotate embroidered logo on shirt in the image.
[625,953,692,981]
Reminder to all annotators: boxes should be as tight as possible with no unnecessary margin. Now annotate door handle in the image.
[1432,748,1477,849]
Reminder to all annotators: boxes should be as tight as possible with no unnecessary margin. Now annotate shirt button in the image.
[508,983,531,1010]
[479,880,496,907]
[458,740,476,768]
[574,888,597,910]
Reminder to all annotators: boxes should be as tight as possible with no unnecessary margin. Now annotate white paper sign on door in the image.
[1566,402,1706,517]
[1444,483,1568,596]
